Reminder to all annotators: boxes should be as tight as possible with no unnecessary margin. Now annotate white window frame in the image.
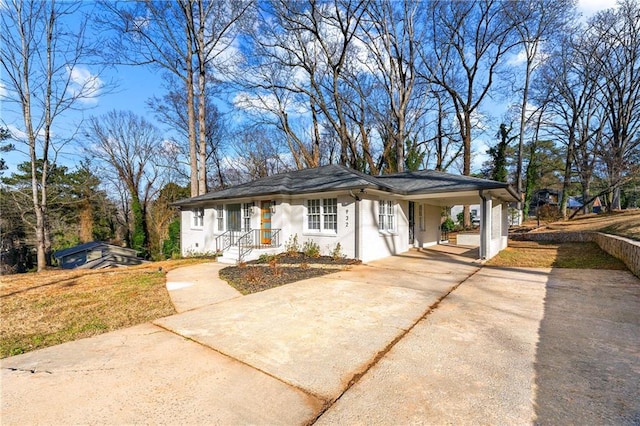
[193,207,204,228]
[306,198,338,233]
[418,204,425,231]
[378,199,396,232]
[215,205,224,232]
[242,202,254,231]
[323,198,337,231]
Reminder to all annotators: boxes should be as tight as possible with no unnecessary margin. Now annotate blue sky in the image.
[0,0,617,177]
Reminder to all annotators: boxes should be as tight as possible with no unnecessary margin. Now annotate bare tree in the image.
[360,0,425,173]
[587,0,640,210]
[246,0,369,170]
[99,0,252,196]
[536,30,602,218]
[0,0,103,271]
[421,0,519,226]
[148,83,228,188]
[83,111,165,256]
[506,0,575,210]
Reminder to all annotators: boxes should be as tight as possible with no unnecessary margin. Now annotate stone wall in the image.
[593,233,640,278]
[514,231,640,278]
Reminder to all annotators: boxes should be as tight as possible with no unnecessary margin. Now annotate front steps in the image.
[218,246,282,264]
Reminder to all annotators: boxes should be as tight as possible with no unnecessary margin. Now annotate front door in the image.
[260,201,272,245]
[408,201,415,245]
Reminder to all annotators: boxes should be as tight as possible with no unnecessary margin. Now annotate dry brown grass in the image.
[0,258,213,358]
[529,210,640,240]
[486,240,628,269]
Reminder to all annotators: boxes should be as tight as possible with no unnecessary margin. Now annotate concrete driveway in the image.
[2,247,639,425]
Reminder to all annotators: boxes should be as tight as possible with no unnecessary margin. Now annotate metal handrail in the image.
[237,228,282,262]
[215,230,238,253]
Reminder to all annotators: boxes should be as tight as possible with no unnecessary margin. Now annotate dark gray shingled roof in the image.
[174,164,518,206]
[376,169,517,195]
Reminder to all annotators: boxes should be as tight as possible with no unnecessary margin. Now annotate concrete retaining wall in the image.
[514,231,640,278]
[457,233,480,246]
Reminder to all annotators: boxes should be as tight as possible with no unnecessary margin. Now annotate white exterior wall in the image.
[181,207,217,255]
[180,192,512,262]
[357,195,409,263]
[283,194,357,259]
[414,203,441,248]
[486,198,509,260]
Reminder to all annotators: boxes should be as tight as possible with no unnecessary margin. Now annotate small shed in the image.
[53,242,143,270]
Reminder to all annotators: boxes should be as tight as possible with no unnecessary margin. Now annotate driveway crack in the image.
[307,266,483,425]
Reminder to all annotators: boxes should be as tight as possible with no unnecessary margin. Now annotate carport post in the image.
[479,190,492,260]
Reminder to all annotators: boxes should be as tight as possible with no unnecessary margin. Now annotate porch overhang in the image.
[398,187,519,206]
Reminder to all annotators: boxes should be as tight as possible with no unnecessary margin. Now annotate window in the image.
[243,202,254,230]
[323,198,337,231]
[378,200,395,232]
[215,205,224,231]
[418,204,425,231]
[306,198,337,232]
[307,199,321,231]
[193,208,204,228]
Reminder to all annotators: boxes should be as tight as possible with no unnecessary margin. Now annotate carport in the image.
[377,171,520,260]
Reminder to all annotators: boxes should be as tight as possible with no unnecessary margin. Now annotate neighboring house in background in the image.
[450,205,481,226]
[54,242,143,270]
[529,189,560,215]
[174,164,520,264]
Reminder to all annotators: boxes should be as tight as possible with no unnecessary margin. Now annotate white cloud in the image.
[578,0,618,18]
[66,65,103,105]
[233,91,308,116]
[6,124,27,140]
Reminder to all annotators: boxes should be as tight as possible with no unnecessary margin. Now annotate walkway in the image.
[2,248,638,424]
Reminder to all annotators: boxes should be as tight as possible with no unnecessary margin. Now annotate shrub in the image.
[244,267,264,284]
[537,204,561,221]
[285,234,301,255]
[302,240,321,258]
[257,253,278,264]
[330,242,344,260]
[268,256,282,277]
[441,217,455,232]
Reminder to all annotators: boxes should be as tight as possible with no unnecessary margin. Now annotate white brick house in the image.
[174,165,519,263]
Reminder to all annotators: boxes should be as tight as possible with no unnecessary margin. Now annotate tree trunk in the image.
[185,15,198,197]
[560,136,575,219]
[196,1,207,195]
[516,54,533,206]
[462,112,472,228]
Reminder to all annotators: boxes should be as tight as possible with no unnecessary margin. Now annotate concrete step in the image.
[218,246,283,265]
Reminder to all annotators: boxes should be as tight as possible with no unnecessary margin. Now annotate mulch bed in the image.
[219,253,361,295]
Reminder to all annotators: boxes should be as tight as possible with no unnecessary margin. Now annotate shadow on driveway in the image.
[533,269,640,424]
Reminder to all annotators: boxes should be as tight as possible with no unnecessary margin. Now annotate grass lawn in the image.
[0,258,213,358]
[486,240,628,269]
[489,210,638,269]
[528,210,640,241]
